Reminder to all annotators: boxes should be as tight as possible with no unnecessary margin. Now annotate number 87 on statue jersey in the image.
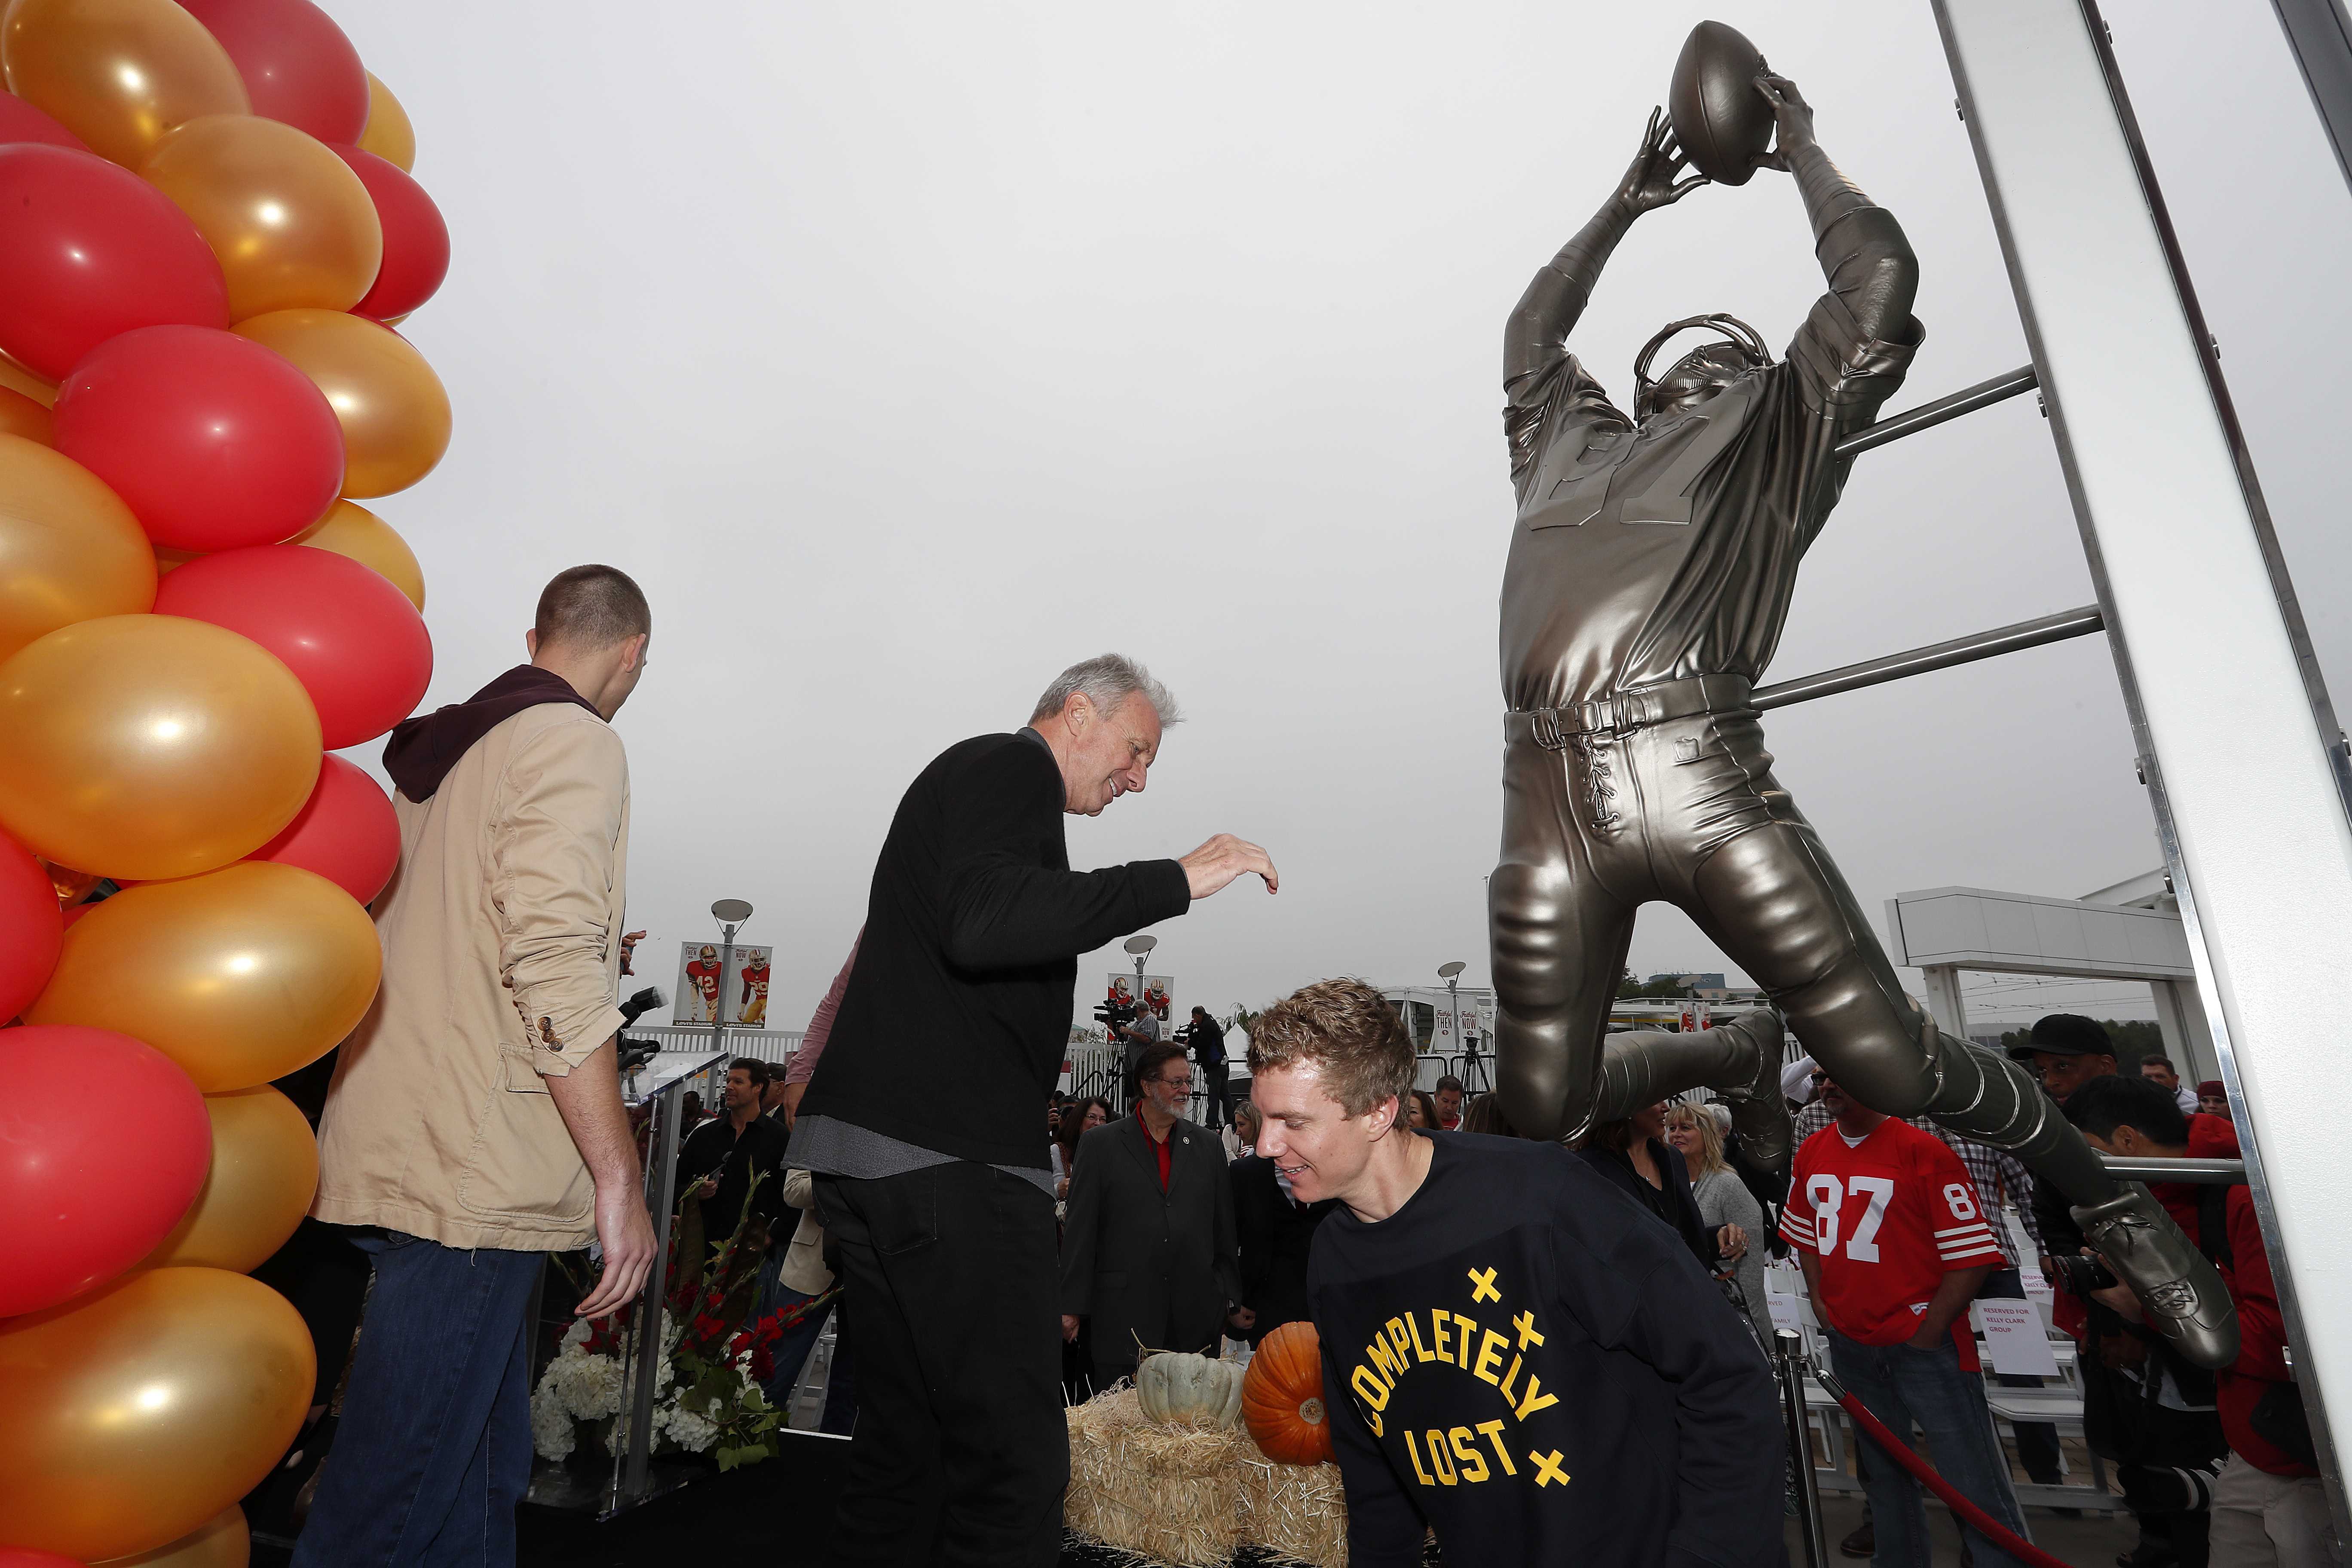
[1777,1119,2006,1363]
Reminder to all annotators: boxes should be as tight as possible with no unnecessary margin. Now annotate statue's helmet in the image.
[1633,312,1770,421]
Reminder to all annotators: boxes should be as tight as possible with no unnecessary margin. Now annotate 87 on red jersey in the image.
[1801,1175,1979,1261]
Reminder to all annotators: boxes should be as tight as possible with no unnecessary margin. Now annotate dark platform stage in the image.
[245,1428,2128,1568]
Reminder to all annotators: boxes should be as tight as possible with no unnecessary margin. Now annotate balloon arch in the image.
[0,1,450,1561]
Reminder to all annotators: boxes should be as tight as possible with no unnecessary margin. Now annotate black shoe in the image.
[1839,1520,1875,1559]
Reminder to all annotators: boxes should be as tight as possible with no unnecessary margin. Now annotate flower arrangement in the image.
[529,1169,833,1472]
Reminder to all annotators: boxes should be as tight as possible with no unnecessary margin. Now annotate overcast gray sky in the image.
[332,0,2352,1034]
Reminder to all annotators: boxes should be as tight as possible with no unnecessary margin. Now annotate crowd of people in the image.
[269,586,2335,1568]
[1043,998,2330,1568]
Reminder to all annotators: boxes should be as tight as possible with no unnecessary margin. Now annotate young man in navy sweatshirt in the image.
[1249,977,1785,1568]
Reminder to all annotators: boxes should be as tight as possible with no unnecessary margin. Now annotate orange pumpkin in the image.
[1242,1320,1335,1465]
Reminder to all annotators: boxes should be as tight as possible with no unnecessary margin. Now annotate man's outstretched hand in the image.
[1751,72,1817,172]
[1181,834,1279,899]
[1614,106,1708,216]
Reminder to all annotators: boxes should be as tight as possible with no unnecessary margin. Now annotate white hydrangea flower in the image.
[661,1398,721,1453]
[529,1384,576,1461]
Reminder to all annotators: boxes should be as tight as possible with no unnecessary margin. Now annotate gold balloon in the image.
[143,114,383,320]
[294,498,425,609]
[28,862,380,1091]
[0,1268,311,1562]
[141,1087,317,1273]
[0,384,52,444]
[0,346,57,407]
[358,69,413,172]
[232,310,450,497]
[0,433,159,662]
[0,614,322,881]
[0,0,248,170]
[94,1505,251,1568]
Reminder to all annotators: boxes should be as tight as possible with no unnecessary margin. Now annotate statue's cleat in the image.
[1714,1006,1792,1178]
[2071,1184,2240,1370]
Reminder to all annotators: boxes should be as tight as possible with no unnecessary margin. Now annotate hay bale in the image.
[1065,1387,1246,1568]
[1234,1451,1350,1568]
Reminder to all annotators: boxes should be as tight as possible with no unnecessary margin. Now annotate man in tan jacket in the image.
[296,566,657,1568]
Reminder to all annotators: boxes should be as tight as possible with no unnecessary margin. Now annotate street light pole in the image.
[709,897,753,1059]
[1123,933,1158,1111]
[1439,960,1476,1092]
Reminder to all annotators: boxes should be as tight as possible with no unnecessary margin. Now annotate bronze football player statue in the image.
[1488,74,2236,1368]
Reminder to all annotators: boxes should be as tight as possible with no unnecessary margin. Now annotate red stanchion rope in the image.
[1822,1376,2074,1568]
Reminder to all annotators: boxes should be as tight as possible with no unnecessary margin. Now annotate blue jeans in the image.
[292,1231,545,1568]
[753,1252,856,1435]
[1828,1328,2034,1568]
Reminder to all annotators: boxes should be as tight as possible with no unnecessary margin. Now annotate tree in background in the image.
[1996,1018,2164,1058]
[1617,969,1699,1000]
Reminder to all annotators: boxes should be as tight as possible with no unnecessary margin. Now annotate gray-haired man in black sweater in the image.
[793,653,1277,1568]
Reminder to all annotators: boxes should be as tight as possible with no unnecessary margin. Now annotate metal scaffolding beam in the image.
[1833,364,2039,460]
[1934,0,2352,1521]
[1752,605,2104,712]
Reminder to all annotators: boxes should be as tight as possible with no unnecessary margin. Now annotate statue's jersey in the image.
[1499,291,1920,713]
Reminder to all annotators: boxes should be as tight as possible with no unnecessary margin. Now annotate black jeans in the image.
[815,1165,1067,1568]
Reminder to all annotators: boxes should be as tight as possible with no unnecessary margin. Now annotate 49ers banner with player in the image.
[671,941,775,1026]
[674,940,726,1024]
[728,945,772,1026]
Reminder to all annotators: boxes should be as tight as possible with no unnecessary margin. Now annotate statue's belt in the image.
[1504,674,1754,750]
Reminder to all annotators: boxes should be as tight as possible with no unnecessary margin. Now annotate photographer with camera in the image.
[1118,995,1162,1103]
[2061,1077,2332,1568]
[1185,1005,1230,1131]
[2058,1075,2233,1568]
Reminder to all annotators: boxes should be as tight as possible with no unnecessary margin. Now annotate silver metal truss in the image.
[1927,0,2352,1524]
[2268,0,2352,193]
[1752,604,2105,713]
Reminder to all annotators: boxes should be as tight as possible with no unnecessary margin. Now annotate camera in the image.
[2052,1252,2119,1298]
[1093,997,1137,1032]
[616,986,667,1074]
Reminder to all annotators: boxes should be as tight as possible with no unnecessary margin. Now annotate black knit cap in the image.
[2007,1013,2115,1061]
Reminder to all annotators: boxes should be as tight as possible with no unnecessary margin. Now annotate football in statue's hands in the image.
[1668,20,1773,187]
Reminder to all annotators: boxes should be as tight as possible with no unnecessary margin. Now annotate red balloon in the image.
[178,0,368,143]
[153,545,431,748]
[0,91,89,152]
[52,327,343,551]
[0,1025,210,1317]
[247,753,399,903]
[0,830,63,1021]
[330,145,450,321]
[0,146,229,383]
[0,1550,83,1568]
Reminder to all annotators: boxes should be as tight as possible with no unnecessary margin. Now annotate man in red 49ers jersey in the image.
[1782,1075,2034,1568]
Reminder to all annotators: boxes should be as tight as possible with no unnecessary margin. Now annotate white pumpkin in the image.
[1134,1349,1244,1429]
